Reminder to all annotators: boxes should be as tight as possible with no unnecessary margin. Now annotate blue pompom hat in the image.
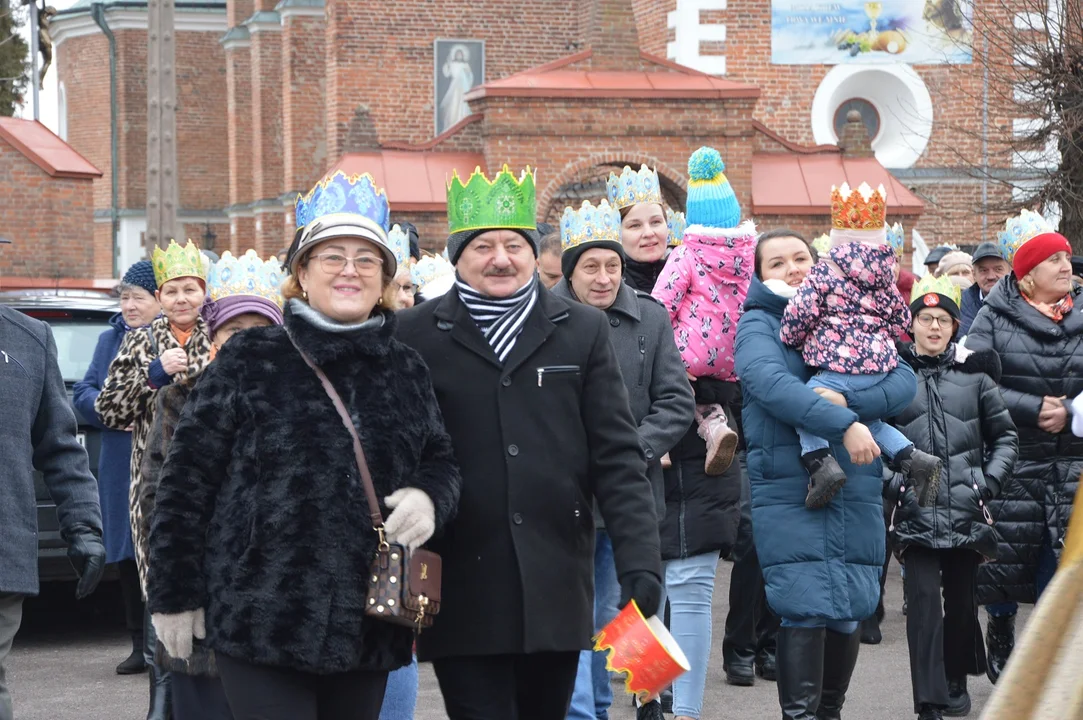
[121,260,158,296]
[685,147,741,229]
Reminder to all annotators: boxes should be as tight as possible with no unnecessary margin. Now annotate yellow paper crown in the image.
[911,272,962,307]
[207,250,284,308]
[830,182,887,231]
[152,239,206,287]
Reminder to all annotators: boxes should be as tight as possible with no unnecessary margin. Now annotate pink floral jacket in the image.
[651,220,756,380]
[780,242,911,374]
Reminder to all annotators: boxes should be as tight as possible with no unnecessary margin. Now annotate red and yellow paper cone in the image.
[593,600,690,703]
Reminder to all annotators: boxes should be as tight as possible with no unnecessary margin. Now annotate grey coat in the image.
[553,280,695,521]
[0,306,103,595]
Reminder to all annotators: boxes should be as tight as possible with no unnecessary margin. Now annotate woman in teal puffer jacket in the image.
[735,230,916,720]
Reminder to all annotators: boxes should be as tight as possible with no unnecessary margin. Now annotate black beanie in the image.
[445,227,540,264]
[561,240,626,280]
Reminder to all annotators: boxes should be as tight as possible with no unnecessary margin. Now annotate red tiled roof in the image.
[0,118,101,179]
[466,50,759,101]
[328,150,486,211]
[751,154,923,216]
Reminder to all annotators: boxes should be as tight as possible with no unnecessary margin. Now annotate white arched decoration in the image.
[810,64,933,169]
[57,81,68,140]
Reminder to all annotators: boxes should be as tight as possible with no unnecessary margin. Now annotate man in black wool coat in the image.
[397,167,663,720]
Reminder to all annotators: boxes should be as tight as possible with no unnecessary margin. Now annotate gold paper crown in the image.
[606,164,663,210]
[830,182,887,231]
[911,272,962,308]
[152,239,206,287]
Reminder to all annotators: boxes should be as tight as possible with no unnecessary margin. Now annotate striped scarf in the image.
[455,274,539,363]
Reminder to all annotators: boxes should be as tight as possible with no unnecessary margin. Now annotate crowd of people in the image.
[1,147,1082,720]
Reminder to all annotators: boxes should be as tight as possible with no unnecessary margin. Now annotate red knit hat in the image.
[1013,231,1071,279]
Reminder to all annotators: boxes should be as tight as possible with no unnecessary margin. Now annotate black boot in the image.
[755,648,777,681]
[777,626,825,720]
[143,610,173,720]
[802,451,847,509]
[636,699,664,720]
[944,677,971,717]
[918,704,944,720]
[859,615,882,645]
[817,629,860,719]
[116,630,147,675]
[725,658,756,686]
[659,688,673,714]
[985,613,1015,685]
[895,447,942,508]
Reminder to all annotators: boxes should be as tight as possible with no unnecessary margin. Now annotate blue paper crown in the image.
[387,224,412,270]
[207,250,285,308]
[606,165,663,210]
[411,253,454,294]
[295,171,390,234]
[996,209,1055,265]
[667,209,687,247]
[560,200,622,252]
[886,222,904,259]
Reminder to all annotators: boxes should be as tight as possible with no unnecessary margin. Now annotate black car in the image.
[0,290,120,582]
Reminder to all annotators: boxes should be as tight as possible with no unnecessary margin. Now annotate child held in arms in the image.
[779,182,942,509]
[652,147,756,475]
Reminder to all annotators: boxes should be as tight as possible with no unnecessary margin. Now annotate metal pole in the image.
[145,0,179,251]
[30,0,39,120]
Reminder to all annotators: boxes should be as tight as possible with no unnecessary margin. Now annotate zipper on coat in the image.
[537,365,579,387]
[677,462,688,558]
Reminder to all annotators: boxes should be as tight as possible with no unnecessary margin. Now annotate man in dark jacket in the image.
[958,242,1010,337]
[0,285,107,720]
[550,201,693,720]
[397,167,663,720]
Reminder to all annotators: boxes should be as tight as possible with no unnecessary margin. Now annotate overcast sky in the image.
[16,0,79,134]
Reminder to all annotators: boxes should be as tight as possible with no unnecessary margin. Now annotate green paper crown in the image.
[446,165,537,235]
[911,272,961,307]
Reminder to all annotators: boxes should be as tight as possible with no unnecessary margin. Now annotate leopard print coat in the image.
[94,314,213,593]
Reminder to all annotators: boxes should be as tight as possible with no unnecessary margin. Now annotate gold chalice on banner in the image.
[865,1,883,42]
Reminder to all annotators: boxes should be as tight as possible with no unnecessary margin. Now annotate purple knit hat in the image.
[201,295,283,336]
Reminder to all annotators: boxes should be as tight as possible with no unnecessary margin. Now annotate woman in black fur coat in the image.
[887,278,1017,720]
[145,179,462,720]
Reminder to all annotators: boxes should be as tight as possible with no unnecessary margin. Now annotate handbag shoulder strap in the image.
[287,332,385,531]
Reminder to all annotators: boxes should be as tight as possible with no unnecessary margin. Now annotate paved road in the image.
[9,560,1019,719]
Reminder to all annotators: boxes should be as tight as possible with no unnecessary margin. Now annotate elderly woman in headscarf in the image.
[73,260,160,677]
[145,172,462,720]
[936,250,975,291]
[138,250,285,719]
[965,211,1083,684]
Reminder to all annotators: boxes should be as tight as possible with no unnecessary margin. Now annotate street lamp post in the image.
[145,0,180,252]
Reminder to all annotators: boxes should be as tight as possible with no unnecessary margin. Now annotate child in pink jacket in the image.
[653,147,755,474]
[780,183,942,510]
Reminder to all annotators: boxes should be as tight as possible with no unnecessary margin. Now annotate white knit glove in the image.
[152,608,205,661]
[383,488,436,551]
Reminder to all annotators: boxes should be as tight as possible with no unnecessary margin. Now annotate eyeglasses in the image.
[314,252,384,277]
[915,314,953,328]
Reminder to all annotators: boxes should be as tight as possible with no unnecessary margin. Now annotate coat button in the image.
[501,376,512,387]
[645,448,655,460]
[610,317,620,327]
[508,444,519,456]
[513,513,523,525]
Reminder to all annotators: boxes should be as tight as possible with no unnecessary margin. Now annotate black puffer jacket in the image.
[660,378,741,561]
[965,274,1083,604]
[890,344,1017,559]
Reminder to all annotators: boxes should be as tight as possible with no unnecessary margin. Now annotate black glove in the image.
[67,530,107,600]
[886,473,920,530]
[619,571,663,619]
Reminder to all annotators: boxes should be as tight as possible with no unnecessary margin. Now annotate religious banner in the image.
[434,39,485,136]
[771,1,973,65]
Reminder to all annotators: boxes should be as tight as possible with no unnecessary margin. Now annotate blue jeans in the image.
[664,553,720,720]
[378,654,418,720]
[781,616,860,634]
[986,535,1058,617]
[567,531,620,720]
[799,371,913,459]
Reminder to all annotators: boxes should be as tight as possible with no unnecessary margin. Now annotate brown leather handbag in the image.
[291,338,441,632]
